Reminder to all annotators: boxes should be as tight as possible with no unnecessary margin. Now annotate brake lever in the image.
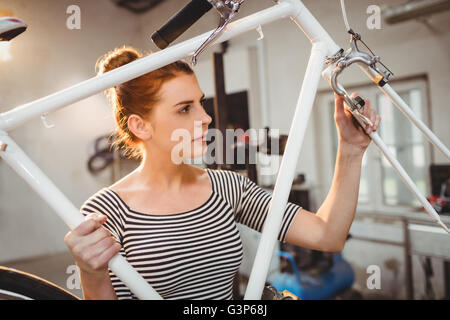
[192,0,245,65]
[323,31,393,129]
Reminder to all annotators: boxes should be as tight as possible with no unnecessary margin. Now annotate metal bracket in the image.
[40,113,55,129]
[256,24,264,40]
[192,0,246,65]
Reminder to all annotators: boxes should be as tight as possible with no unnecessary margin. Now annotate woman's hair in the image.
[95,45,194,160]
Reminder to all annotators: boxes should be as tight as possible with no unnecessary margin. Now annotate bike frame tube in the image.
[0,131,162,300]
[358,63,450,160]
[368,132,448,230]
[244,0,341,300]
[0,0,448,300]
[244,43,328,299]
[0,1,293,132]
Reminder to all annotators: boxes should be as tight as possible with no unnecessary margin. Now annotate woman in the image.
[64,46,381,300]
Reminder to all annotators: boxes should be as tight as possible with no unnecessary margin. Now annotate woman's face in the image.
[143,73,212,162]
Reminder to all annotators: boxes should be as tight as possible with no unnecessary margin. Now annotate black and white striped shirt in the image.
[80,169,301,300]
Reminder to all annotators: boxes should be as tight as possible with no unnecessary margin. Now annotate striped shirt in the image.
[80,168,301,300]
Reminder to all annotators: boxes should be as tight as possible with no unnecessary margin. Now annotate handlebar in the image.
[151,0,213,49]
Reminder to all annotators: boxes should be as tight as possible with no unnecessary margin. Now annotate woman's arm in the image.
[80,269,117,300]
[285,92,381,252]
[285,147,362,252]
[64,214,121,299]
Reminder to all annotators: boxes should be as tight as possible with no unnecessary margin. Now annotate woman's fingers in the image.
[63,212,122,274]
[74,226,112,253]
[65,219,100,250]
[89,242,122,271]
[72,217,101,237]
[334,93,346,120]
[73,230,120,271]
[87,236,118,259]
[374,114,381,131]
[87,236,120,260]
[68,214,109,248]
[364,108,375,134]
[347,95,380,135]
[71,213,106,237]
[84,213,108,228]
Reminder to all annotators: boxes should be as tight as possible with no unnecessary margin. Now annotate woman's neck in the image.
[132,152,197,193]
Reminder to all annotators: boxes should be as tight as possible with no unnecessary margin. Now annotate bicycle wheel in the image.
[0,266,80,300]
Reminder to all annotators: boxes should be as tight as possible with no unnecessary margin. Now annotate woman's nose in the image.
[200,108,212,125]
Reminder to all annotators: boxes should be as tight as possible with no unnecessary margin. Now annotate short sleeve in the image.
[79,191,124,244]
[235,175,302,243]
[79,190,133,299]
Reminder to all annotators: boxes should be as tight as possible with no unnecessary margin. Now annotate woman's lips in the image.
[193,136,207,142]
[192,132,208,142]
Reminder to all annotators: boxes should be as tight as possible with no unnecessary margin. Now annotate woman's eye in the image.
[180,105,190,113]
[200,99,206,106]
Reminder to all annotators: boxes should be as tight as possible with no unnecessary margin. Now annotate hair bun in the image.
[96,45,142,75]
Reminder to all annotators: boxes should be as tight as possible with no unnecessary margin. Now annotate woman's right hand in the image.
[64,213,122,276]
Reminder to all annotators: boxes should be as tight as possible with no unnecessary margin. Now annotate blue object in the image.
[272,250,355,300]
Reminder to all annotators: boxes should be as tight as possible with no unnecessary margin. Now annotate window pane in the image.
[377,90,427,207]
[410,89,423,143]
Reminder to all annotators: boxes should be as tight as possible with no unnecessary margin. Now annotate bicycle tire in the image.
[0,266,79,300]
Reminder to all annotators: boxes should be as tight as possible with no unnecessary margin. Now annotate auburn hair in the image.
[95,45,194,160]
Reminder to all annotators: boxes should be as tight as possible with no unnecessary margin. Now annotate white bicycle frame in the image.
[1,0,449,300]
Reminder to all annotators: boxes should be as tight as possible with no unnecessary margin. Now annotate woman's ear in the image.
[128,114,153,140]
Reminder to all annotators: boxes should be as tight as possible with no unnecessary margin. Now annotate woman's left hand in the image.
[334,92,381,154]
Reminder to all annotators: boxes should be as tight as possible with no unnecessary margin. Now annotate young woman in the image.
[64,46,381,300]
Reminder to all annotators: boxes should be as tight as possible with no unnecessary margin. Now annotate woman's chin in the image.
[190,141,208,158]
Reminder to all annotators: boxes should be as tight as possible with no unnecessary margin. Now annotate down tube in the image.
[244,45,327,300]
[0,133,162,300]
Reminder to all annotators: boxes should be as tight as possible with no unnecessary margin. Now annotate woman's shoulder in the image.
[205,168,246,193]
[207,168,246,181]
[107,169,137,194]
[80,187,118,212]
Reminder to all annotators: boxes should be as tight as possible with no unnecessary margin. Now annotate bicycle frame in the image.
[0,0,448,300]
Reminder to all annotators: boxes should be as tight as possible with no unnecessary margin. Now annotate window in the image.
[315,77,431,212]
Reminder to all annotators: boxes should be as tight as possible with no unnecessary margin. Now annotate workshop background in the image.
[0,0,449,299]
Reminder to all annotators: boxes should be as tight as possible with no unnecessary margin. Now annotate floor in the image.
[2,251,83,299]
[1,251,395,300]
